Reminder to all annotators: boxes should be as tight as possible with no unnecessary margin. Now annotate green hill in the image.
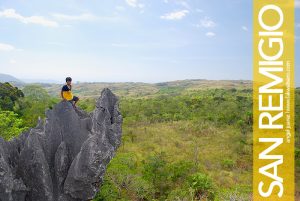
[0,73,23,83]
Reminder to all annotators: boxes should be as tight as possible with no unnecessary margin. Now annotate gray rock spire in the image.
[0,88,122,201]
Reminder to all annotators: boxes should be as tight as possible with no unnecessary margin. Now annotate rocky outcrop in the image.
[0,88,122,201]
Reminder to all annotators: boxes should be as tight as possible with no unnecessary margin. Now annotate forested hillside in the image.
[0,81,299,200]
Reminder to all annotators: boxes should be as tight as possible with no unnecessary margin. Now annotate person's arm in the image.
[61,88,67,101]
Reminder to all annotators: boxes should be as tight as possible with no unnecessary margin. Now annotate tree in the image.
[22,85,50,101]
[0,82,24,111]
[17,85,57,127]
[0,111,27,140]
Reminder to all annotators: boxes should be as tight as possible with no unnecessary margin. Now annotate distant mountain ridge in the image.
[0,73,23,83]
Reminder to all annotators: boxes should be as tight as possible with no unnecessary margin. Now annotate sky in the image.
[0,0,299,84]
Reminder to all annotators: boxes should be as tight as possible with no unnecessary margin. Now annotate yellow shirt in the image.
[62,85,73,100]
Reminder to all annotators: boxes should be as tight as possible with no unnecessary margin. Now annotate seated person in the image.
[61,77,79,108]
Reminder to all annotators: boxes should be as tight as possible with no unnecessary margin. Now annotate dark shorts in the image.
[68,96,79,102]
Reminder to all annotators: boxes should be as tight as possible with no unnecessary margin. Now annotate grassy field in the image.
[115,121,252,200]
[75,82,255,200]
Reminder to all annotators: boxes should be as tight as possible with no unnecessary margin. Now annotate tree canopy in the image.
[0,82,24,111]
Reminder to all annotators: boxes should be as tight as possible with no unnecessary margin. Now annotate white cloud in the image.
[176,0,190,9]
[125,0,144,8]
[126,0,137,7]
[164,0,190,9]
[52,13,97,21]
[9,59,17,64]
[160,10,189,20]
[111,43,130,47]
[116,6,126,11]
[0,9,58,27]
[196,9,203,13]
[52,13,125,23]
[242,26,248,31]
[296,0,300,8]
[0,43,16,51]
[46,42,66,46]
[206,32,216,37]
[199,17,216,28]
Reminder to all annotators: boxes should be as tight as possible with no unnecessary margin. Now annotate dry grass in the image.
[120,120,252,198]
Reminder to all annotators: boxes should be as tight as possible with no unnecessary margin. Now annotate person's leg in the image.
[73,96,79,107]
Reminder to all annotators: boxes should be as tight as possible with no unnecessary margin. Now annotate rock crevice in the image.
[0,88,122,201]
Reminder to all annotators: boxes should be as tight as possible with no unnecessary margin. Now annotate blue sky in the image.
[0,0,299,84]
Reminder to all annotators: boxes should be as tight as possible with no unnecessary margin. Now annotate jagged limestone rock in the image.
[0,88,122,201]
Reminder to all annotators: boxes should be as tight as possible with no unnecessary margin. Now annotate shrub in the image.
[0,111,28,140]
[166,187,193,201]
[221,159,235,170]
[188,173,216,200]
[94,178,119,201]
[296,148,300,159]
